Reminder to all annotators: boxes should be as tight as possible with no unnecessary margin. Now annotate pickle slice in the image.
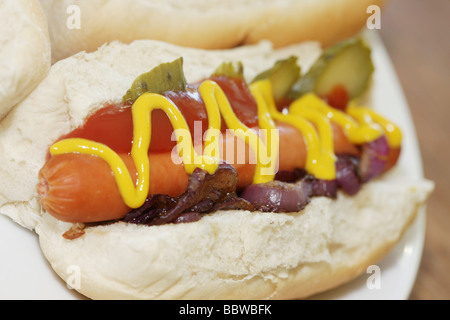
[212,61,244,79]
[252,56,301,102]
[289,38,374,100]
[123,57,187,103]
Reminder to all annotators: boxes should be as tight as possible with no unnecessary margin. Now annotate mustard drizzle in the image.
[49,78,401,209]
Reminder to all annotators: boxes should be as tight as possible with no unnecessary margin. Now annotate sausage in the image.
[37,121,362,223]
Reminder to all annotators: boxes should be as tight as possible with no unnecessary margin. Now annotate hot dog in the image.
[37,67,401,223]
[0,38,433,300]
[36,36,403,225]
[38,73,370,222]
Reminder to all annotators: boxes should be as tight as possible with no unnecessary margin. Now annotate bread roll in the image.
[40,0,386,62]
[0,39,433,299]
[35,177,431,300]
[0,0,51,120]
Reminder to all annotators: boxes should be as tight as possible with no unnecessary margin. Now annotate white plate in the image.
[0,31,426,300]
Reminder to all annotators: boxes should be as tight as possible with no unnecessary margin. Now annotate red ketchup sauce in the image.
[58,77,260,154]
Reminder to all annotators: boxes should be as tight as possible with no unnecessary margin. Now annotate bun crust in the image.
[0,39,433,299]
[0,0,51,120]
[40,0,386,62]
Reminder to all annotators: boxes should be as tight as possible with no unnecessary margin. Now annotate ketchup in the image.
[324,84,349,111]
[60,77,259,154]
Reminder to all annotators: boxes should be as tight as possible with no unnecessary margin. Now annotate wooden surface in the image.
[379,0,450,300]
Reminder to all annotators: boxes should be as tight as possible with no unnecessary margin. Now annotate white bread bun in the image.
[40,0,386,63]
[0,39,433,299]
[0,0,51,120]
[36,177,432,299]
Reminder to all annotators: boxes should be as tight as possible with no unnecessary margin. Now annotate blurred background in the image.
[379,0,450,299]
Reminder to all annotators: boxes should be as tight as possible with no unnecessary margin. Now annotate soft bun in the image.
[37,177,432,299]
[0,39,433,299]
[0,0,51,120]
[40,0,386,62]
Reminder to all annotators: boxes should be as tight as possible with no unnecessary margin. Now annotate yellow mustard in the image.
[49,78,401,209]
[289,93,401,148]
[255,82,337,180]
[346,103,402,148]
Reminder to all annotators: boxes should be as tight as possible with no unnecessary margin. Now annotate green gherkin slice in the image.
[252,56,301,102]
[212,61,244,79]
[289,38,374,100]
[123,57,187,103]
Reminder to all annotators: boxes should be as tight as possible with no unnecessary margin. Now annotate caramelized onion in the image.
[358,135,390,182]
[240,180,310,213]
[123,164,250,225]
[336,155,361,195]
[300,176,338,198]
[124,138,392,223]
[241,155,364,213]
[274,168,307,183]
